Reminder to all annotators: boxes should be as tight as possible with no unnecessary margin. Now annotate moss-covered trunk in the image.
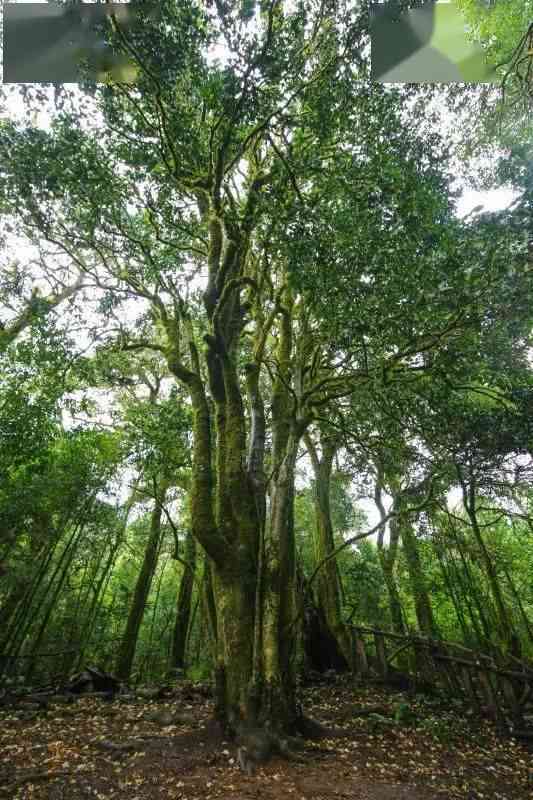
[380,552,406,636]
[374,477,406,636]
[162,177,311,734]
[396,505,439,639]
[212,556,257,722]
[201,555,218,660]
[262,428,300,727]
[259,294,308,727]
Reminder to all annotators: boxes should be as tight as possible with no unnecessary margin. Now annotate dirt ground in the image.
[1,675,532,800]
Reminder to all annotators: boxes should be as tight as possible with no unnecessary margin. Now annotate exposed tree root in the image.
[236,728,308,776]
[232,712,346,775]
[295,713,345,739]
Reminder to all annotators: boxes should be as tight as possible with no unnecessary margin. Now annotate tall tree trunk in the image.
[115,481,169,682]
[305,431,354,670]
[399,516,439,638]
[374,480,406,636]
[262,425,300,725]
[201,555,218,661]
[260,297,308,727]
[381,556,406,636]
[146,556,169,681]
[171,529,197,670]
[162,194,313,735]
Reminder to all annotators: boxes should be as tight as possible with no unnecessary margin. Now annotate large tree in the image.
[1,0,532,738]
[0,0,366,734]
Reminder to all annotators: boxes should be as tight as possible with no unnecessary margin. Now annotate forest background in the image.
[0,0,532,739]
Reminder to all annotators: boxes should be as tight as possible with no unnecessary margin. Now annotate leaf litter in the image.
[1,674,531,799]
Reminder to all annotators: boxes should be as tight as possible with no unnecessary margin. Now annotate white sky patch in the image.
[456,185,519,218]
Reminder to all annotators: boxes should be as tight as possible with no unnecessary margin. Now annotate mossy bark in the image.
[162,184,310,734]
[374,478,406,636]
[167,349,262,724]
[396,506,439,639]
[201,555,218,656]
[260,298,300,724]
[212,558,257,722]
[381,558,406,636]
[262,428,300,727]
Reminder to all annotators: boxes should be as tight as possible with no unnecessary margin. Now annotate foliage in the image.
[456,0,533,69]
[120,385,192,480]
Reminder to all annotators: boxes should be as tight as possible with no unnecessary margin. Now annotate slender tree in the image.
[171,529,197,671]
[304,428,354,669]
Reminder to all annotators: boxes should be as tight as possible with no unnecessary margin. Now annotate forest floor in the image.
[1,674,532,800]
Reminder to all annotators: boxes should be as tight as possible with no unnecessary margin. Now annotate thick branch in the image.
[0,271,84,352]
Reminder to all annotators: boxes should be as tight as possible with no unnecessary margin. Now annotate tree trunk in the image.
[374,480,406,636]
[305,431,354,670]
[382,562,406,635]
[171,529,197,670]
[399,516,439,638]
[262,426,301,726]
[161,190,314,736]
[146,556,169,681]
[201,555,218,661]
[115,481,168,682]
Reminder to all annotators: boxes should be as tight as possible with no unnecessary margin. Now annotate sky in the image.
[456,185,518,217]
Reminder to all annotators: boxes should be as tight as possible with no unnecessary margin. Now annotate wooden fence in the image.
[351,626,533,736]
